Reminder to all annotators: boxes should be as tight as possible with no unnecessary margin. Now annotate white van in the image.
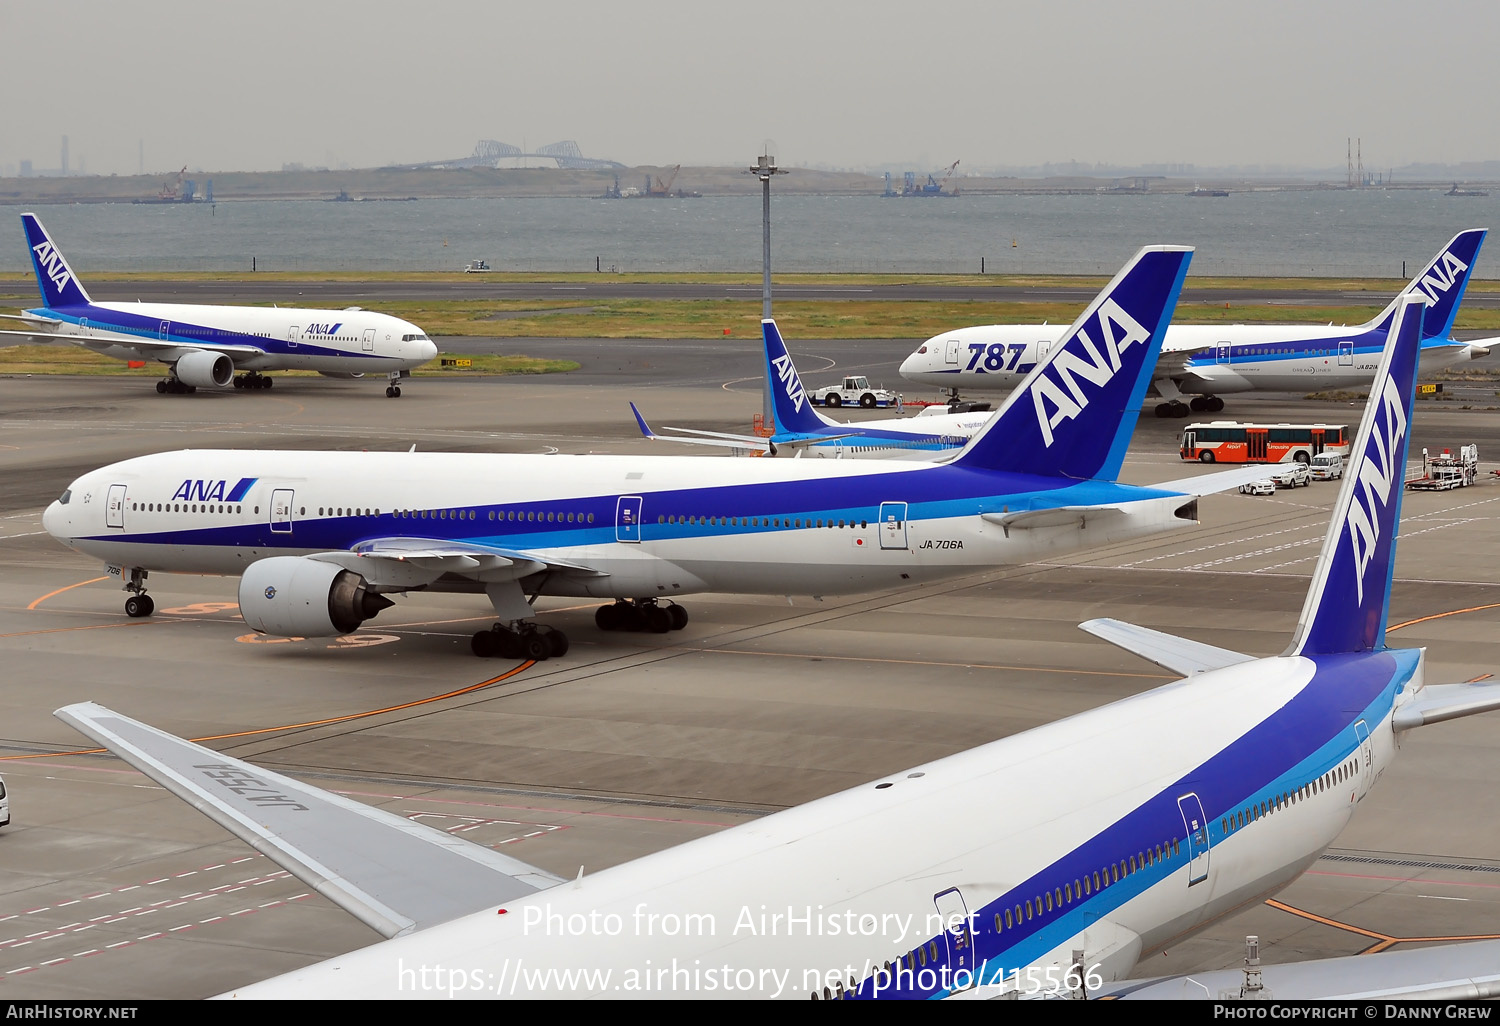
[0,773,8,827]
[1309,453,1344,481]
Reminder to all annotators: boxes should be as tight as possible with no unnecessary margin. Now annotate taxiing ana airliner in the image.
[43,247,1270,659]
[1,214,438,396]
[900,229,1492,418]
[55,293,1500,999]
[631,318,992,459]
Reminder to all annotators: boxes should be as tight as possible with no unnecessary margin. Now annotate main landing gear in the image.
[234,372,273,390]
[594,599,689,634]
[155,376,196,395]
[1153,396,1224,418]
[470,623,568,660]
[122,568,154,618]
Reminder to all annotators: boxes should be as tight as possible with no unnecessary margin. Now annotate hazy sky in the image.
[5,0,1498,176]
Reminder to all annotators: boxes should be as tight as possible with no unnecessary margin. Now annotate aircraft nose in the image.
[42,499,64,539]
[419,338,438,363]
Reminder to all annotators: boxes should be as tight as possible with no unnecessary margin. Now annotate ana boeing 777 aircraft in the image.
[631,318,992,459]
[1,214,438,396]
[43,246,1266,658]
[900,229,1492,418]
[55,293,1500,999]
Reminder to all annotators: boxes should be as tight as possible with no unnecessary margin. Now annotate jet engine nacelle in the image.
[238,556,394,637]
[175,350,234,388]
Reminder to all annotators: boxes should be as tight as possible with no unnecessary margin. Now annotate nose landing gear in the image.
[122,568,154,617]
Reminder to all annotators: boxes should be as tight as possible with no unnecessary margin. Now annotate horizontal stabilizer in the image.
[54,703,563,939]
[1392,680,1500,731]
[1149,464,1292,496]
[981,505,1127,532]
[1079,617,1253,677]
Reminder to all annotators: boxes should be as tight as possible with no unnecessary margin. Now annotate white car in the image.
[1239,478,1276,496]
[1272,463,1311,488]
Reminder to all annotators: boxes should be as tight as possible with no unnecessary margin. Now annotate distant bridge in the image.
[401,140,625,171]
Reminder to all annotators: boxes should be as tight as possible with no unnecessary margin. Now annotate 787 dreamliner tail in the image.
[46,246,1263,658]
[54,294,1500,999]
[1,214,438,396]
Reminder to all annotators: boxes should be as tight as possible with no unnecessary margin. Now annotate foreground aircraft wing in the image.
[54,702,563,939]
[311,536,608,587]
[0,326,264,357]
[630,402,772,453]
[1079,617,1253,677]
[1098,938,1500,1000]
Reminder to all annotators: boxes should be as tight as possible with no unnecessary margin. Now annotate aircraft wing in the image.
[629,402,863,456]
[1079,617,1253,677]
[309,536,608,589]
[1392,680,1500,730]
[54,702,564,939]
[1150,464,1287,495]
[1097,938,1500,999]
[0,327,264,357]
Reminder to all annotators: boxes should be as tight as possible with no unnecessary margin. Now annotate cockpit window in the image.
[59,489,71,506]
[401,333,430,342]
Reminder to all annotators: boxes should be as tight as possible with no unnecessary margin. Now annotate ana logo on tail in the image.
[1347,373,1408,604]
[1030,298,1150,446]
[771,354,807,413]
[1410,251,1470,306]
[31,239,72,297]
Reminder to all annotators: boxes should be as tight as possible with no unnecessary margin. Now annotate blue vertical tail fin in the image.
[949,246,1192,480]
[1288,294,1425,656]
[1364,229,1484,340]
[20,213,92,309]
[762,319,836,435]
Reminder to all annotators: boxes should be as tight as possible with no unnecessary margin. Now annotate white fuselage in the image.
[900,323,1483,396]
[226,647,1418,999]
[43,449,1194,603]
[29,300,438,375]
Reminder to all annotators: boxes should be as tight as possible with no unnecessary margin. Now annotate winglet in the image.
[629,401,658,439]
[1365,229,1485,340]
[20,213,92,308]
[1288,294,1425,656]
[54,702,562,938]
[762,319,835,435]
[950,246,1192,481]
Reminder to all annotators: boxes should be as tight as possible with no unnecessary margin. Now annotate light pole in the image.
[748,154,787,431]
[748,154,787,320]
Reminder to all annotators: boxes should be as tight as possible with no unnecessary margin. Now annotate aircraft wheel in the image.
[262,377,273,389]
[1198,451,1215,463]
[471,630,497,657]
[233,377,244,389]
[387,385,401,398]
[1189,396,1212,412]
[546,630,570,658]
[644,605,672,634]
[620,604,647,632]
[156,380,167,394]
[1154,404,1172,418]
[595,604,621,631]
[668,604,689,631]
[522,631,550,661]
[824,393,842,408]
[859,393,877,409]
[125,595,154,618]
[1207,396,1225,412]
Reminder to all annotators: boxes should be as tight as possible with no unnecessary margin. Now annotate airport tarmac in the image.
[2,361,1500,1000]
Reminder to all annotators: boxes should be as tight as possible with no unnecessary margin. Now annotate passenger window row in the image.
[657,515,869,529]
[1222,757,1359,836]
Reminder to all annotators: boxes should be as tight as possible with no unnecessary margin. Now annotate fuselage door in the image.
[288,326,301,348]
[159,320,171,341]
[106,484,127,529]
[932,887,976,991]
[362,328,375,352]
[1176,792,1211,886]
[1354,719,1372,793]
[616,495,643,543]
[270,488,295,534]
[1338,340,1354,366]
[1216,343,1232,365]
[879,501,908,550]
[944,338,960,365]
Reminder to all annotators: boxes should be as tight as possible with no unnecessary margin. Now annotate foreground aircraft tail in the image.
[761,319,836,435]
[950,246,1191,481]
[1364,228,1485,341]
[20,213,92,308]
[1288,294,1424,656]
